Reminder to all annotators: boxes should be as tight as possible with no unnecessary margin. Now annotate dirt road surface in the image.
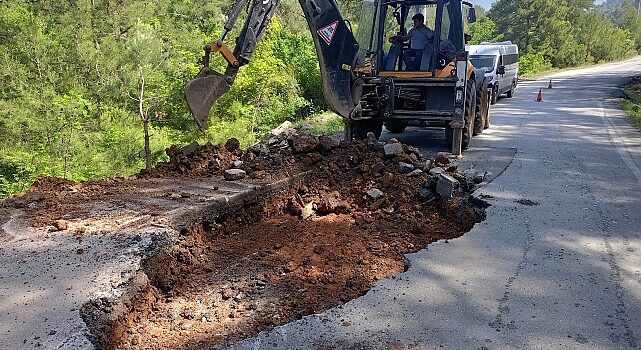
[218,57,641,349]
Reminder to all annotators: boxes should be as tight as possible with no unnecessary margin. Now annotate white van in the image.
[466,42,519,104]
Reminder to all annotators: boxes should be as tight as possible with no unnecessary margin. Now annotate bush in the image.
[519,52,552,76]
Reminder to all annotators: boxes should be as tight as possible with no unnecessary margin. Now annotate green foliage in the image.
[621,99,641,130]
[519,52,553,75]
[0,1,322,197]
[489,0,639,71]
[468,17,503,44]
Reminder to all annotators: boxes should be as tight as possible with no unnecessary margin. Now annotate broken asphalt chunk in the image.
[224,169,246,181]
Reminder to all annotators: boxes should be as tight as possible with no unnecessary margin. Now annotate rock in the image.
[428,167,445,176]
[249,143,269,156]
[367,188,384,199]
[289,134,319,153]
[301,202,315,220]
[383,143,403,157]
[424,175,439,190]
[387,138,399,143]
[224,169,246,181]
[269,121,293,137]
[406,169,423,177]
[398,162,414,174]
[434,153,450,165]
[406,145,422,158]
[418,187,436,202]
[76,248,84,255]
[52,220,68,231]
[231,160,244,168]
[436,173,460,198]
[181,142,199,156]
[224,138,240,152]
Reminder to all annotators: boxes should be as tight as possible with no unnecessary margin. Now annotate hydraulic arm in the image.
[185,0,361,131]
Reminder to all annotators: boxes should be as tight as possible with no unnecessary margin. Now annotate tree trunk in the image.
[143,118,152,171]
[138,67,152,171]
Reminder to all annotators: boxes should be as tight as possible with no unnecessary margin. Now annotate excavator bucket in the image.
[184,67,230,131]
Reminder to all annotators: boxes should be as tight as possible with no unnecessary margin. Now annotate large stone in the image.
[269,121,293,137]
[398,162,414,174]
[406,169,423,177]
[418,187,436,202]
[224,169,246,181]
[436,173,460,198]
[367,188,384,199]
[383,143,403,157]
[428,167,445,176]
[406,145,422,158]
[231,160,244,169]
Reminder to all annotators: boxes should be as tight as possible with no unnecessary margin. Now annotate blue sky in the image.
[475,0,605,10]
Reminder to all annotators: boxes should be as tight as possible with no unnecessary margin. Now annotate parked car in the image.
[467,42,519,104]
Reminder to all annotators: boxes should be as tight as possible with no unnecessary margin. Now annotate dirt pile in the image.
[76,129,488,350]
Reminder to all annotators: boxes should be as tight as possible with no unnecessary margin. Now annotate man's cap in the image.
[412,13,424,21]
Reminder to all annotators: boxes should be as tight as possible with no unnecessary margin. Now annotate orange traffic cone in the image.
[548,80,553,89]
[535,89,543,102]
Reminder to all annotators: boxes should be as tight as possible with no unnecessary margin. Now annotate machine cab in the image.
[356,0,476,79]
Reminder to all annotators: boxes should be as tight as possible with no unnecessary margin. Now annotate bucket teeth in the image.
[185,68,231,132]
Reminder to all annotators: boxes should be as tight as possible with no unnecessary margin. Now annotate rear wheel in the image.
[474,79,489,135]
[462,80,476,150]
[352,119,383,140]
[506,81,515,98]
[384,120,408,133]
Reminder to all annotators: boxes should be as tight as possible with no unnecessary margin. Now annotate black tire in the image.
[484,99,491,129]
[490,85,498,104]
[506,81,515,98]
[474,79,488,135]
[462,80,476,150]
[384,120,408,133]
[352,119,383,140]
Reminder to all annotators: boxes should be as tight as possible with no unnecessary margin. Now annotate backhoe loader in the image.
[185,0,490,155]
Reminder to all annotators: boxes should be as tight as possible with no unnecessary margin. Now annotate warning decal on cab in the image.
[317,21,339,45]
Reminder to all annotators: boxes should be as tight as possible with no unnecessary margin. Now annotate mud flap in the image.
[184,67,231,132]
[298,0,360,119]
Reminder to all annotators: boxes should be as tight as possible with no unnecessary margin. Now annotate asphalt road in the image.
[222,57,641,349]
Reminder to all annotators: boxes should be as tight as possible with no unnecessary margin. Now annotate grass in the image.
[621,79,641,130]
[294,111,344,136]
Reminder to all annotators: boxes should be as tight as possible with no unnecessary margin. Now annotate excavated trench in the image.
[79,136,489,350]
